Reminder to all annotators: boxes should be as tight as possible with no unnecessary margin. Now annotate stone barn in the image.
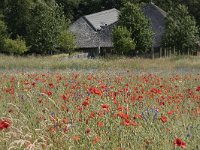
[69,2,167,57]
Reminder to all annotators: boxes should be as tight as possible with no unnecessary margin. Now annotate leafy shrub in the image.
[58,30,76,54]
[3,37,28,54]
[112,26,136,54]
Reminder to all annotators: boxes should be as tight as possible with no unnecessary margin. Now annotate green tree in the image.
[0,20,7,41]
[56,0,80,21]
[152,0,200,30]
[0,14,7,51]
[27,0,69,54]
[182,0,200,35]
[75,0,102,19]
[58,30,76,54]
[112,26,136,55]
[4,0,32,38]
[118,2,153,52]
[162,5,199,53]
[100,0,126,10]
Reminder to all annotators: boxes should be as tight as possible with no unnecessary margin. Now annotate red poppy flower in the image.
[167,110,175,115]
[88,87,103,96]
[120,119,137,126]
[101,104,109,109]
[47,91,52,96]
[174,138,186,149]
[159,101,165,106]
[161,115,168,123]
[87,75,92,80]
[93,88,102,96]
[89,111,96,118]
[97,121,104,127]
[49,83,54,88]
[93,136,101,144]
[62,94,67,101]
[101,104,110,112]
[86,128,90,134]
[196,86,200,91]
[0,119,11,131]
[82,101,89,107]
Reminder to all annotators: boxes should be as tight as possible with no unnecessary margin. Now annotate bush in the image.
[58,30,76,54]
[3,37,28,54]
[112,26,136,55]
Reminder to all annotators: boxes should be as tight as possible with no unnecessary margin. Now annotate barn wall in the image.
[142,4,166,48]
[69,17,99,48]
[100,23,116,48]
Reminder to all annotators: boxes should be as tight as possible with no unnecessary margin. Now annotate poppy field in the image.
[0,71,200,149]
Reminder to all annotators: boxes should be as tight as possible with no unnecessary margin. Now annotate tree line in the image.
[0,0,200,55]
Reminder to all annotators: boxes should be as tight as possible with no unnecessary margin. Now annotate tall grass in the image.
[0,72,199,149]
[0,54,200,71]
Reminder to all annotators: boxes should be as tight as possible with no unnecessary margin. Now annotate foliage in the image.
[75,0,102,19]
[0,14,8,52]
[112,26,136,54]
[0,16,7,44]
[0,14,28,54]
[182,0,200,35]
[56,0,80,20]
[162,5,199,53]
[4,0,33,38]
[58,30,76,53]
[27,0,69,54]
[118,2,153,52]
[3,37,28,54]
[153,0,200,27]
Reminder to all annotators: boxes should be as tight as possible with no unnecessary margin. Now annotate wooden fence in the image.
[150,47,199,59]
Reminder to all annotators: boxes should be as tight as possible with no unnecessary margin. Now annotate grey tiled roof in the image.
[84,8,119,31]
[70,3,167,49]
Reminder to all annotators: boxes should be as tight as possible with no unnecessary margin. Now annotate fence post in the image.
[160,47,162,58]
[151,47,154,59]
[187,48,190,56]
[173,47,176,56]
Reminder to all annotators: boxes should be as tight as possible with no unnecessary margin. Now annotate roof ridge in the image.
[82,16,97,31]
[83,8,119,30]
[84,8,119,17]
[147,3,167,17]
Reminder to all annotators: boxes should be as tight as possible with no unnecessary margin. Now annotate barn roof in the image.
[70,3,167,49]
[142,2,167,47]
[84,8,119,31]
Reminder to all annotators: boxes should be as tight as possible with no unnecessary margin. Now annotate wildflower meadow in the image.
[0,71,199,149]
